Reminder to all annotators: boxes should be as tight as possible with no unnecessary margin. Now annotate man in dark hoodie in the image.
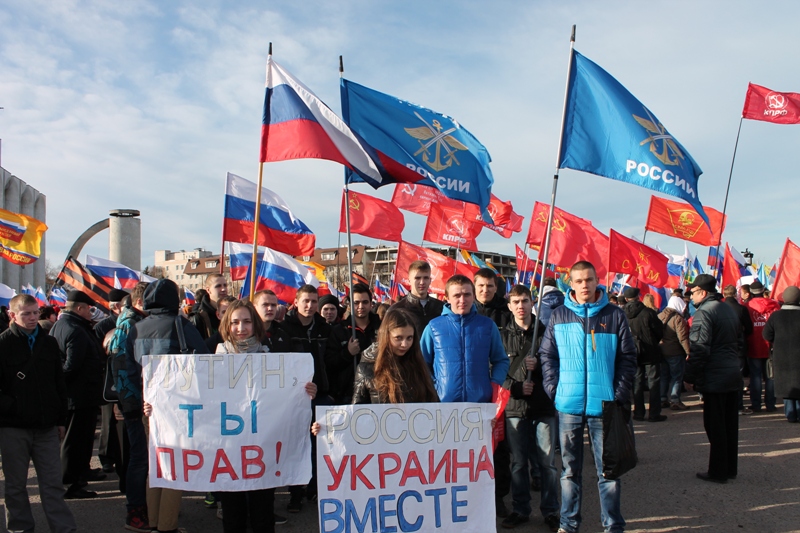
[281,284,331,512]
[325,283,381,405]
[126,279,209,533]
[500,285,559,531]
[475,268,512,329]
[623,287,666,422]
[50,290,106,499]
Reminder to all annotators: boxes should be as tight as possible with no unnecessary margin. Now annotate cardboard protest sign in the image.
[144,352,313,491]
[316,402,496,533]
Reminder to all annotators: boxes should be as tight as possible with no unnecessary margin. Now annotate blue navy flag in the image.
[560,51,709,226]
[341,79,495,222]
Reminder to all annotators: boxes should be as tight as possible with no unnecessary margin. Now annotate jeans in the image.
[785,399,800,422]
[124,415,148,510]
[506,416,559,518]
[633,364,662,419]
[660,356,685,403]
[558,412,624,533]
[747,358,776,411]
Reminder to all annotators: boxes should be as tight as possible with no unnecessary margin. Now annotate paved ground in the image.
[2,392,800,532]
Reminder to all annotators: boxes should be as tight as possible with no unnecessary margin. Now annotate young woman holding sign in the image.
[352,308,439,404]
[215,300,316,533]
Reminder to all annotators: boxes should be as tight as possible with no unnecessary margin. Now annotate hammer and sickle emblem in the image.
[349,195,360,210]
[552,218,567,233]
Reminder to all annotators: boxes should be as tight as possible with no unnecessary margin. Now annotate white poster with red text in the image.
[144,353,313,491]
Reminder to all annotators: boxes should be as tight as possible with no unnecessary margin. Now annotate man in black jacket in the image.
[723,284,753,414]
[389,260,443,331]
[475,268,512,329]
[326,283,381,404]
[0,294,77,533]
[50,290,106,498]
[624,287,666,422]
[684,274,743,483]
[500,285,559,531]
[281,284,331,511]
[253,289,291,352]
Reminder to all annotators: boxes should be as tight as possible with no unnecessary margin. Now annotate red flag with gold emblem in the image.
[395,241,478,298]
[771,238,800,302]
[526,202,608,279]
[644,196,726,246]
[422,204,483,251]
[608,230,668,288]
[339,190,405,242]
[391,183,464,216]
[742,83,800,124]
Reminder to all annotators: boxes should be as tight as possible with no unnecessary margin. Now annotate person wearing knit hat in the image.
[743,278,780,412]
[763,286,800,423]
[318,294,341,325]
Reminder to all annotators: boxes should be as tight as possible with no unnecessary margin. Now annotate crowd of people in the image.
[1,260,799,533]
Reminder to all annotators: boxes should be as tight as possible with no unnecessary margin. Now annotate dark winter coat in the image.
[763,304,800,399]
[352,343,440,405]
[263,321,291,353]
[326,313,381,404]
[188,294,218,339]
[624,300,664,365]
[282,312,331,397]
[658,307,689,358]
[476,294,512,330]
[50,310,105,409]
[724,296,753,359]
[125,280,209,417]
[684,293,743,394]
[389,293,444,332]
[500,318,554,419]
[0,323,68,428]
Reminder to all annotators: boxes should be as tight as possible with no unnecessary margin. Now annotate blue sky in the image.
[2,0,799,272]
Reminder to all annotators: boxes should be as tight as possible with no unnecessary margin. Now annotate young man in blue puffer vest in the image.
[538,261,637,533]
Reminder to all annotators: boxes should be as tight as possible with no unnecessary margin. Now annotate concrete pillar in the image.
[109,209,141,271]
[33,194,46,288]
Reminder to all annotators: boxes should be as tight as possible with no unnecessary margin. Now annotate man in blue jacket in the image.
[420,274,511,516]
[539,261,637,533]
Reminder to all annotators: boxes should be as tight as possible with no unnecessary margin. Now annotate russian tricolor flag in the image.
[0,282,16,308]
[48,287,67,307]
[228,242,264,281]
[223,173,315,257]
[184,288,196,306]
[34,286,48,307]
[239,247,319,305]
[374,278,390,302]
[259,56,384,184]
[86,256,139,290]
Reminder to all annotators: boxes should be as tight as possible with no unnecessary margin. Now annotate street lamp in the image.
[743,248,754,267]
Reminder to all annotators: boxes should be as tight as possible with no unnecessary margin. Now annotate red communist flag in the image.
[423,204,483,252]
[339,190,405,242]
[515,244,535,272]
[742,83,800,124]
[526,202,609,280]
[391,183,463,216]
[608,230,669,288]
[463,194,513,227]
[720,243,742,291]
[395,241,478,298]
[645,196,726,246]
[772,238,800,302]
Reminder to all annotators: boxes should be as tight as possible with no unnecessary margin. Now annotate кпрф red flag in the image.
[339,190,405,242]
[423,204,483,252]
[772,238,800,301]
[608,230,668,288]
[742,83,800,124]
[644,196,726,246]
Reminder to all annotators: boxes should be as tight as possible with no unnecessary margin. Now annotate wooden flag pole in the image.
[527,25,577,383]
[713,116,744,274]
[340,56,358,350]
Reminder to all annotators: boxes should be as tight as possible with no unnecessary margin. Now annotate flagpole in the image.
[528,25,576,384]
[247,43,272,301]
[369,240,383,286]
[713,116,743,274]
[340,56,358,341]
